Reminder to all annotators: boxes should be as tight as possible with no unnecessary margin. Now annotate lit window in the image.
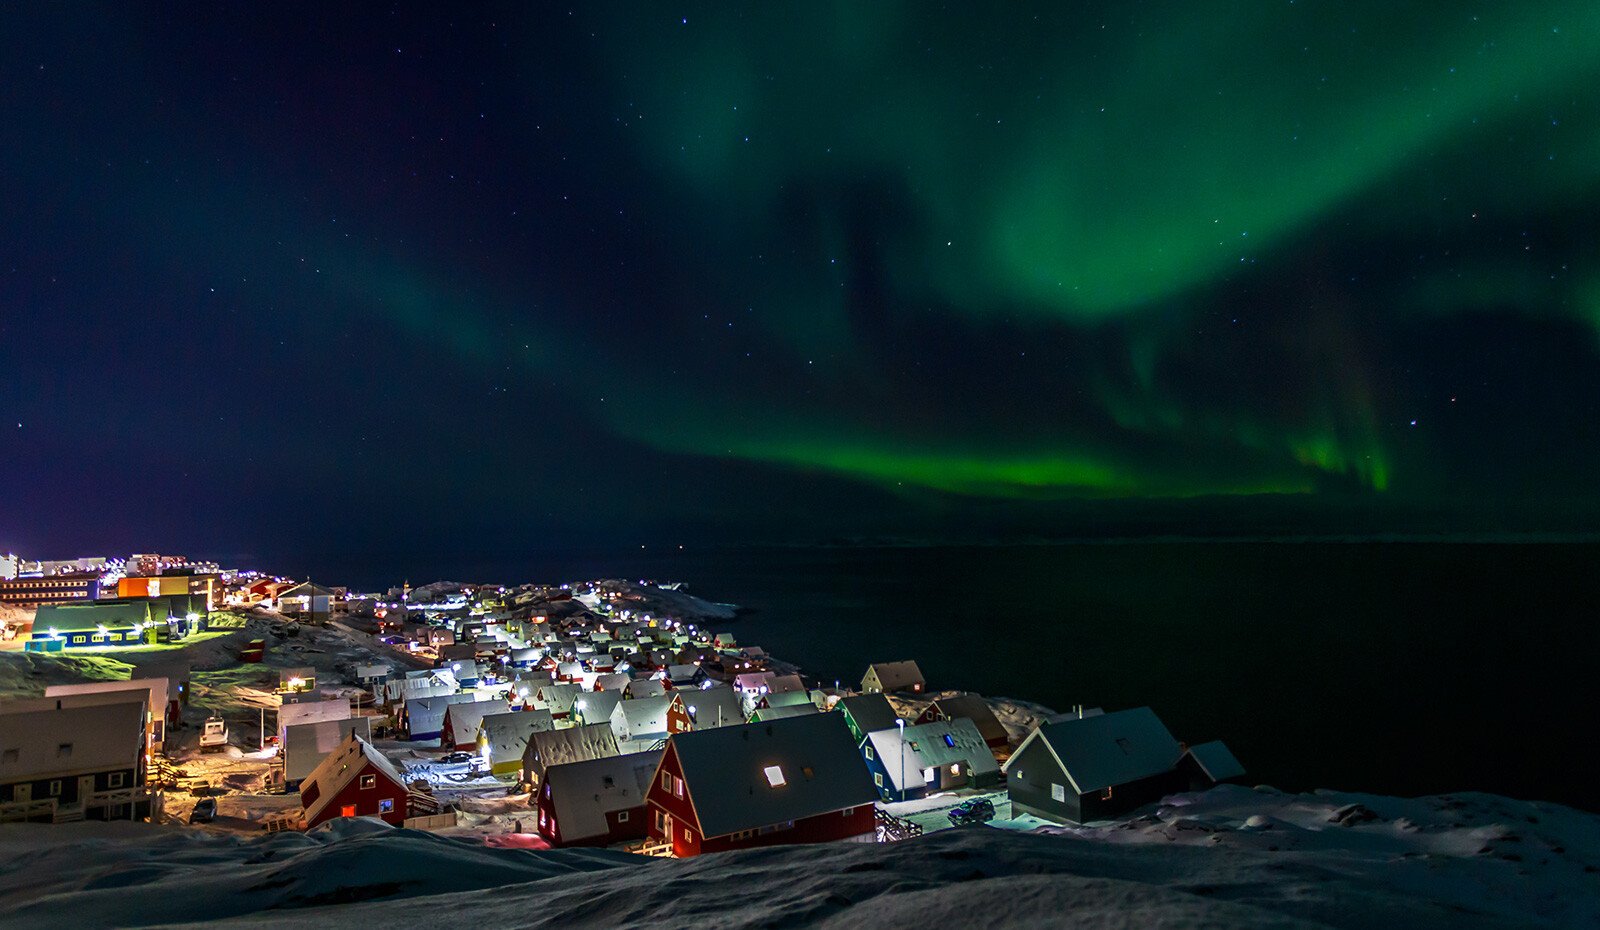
[361,774,377,790]
[943,734,956,748]
[763,765,786,787]
[1051,783,1066,802]
[340,804,357,818]
[379,798,394,813]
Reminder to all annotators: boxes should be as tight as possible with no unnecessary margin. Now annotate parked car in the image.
[440,751,475,765]
[947,797,996,826]
[189,798,218,824]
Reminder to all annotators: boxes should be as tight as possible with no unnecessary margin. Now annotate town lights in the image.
[286,677,305,690]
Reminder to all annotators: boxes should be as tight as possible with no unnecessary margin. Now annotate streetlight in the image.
[895,718,906,803]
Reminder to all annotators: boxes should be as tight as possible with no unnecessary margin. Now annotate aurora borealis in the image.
[4,2,1600,555]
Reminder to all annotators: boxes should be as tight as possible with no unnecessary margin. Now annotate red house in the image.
[915,693,1011,751]
[536,749,662,847]
[645,713,878,857]
[299,733,409,830]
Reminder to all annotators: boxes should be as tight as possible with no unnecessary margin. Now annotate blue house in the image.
[861,717,1001,802]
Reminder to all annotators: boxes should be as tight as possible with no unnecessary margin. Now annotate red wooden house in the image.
[645,713,878,857]
[665,688,744,735]
[300,733,409,830]
[536,749,662,847]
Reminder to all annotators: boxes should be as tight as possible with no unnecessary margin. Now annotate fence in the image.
[874,808,923,843]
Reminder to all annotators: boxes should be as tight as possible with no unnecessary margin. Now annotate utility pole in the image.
[895,718,906,803]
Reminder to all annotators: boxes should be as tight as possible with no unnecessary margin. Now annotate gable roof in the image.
[750,703,819,722]
[761,690,813,708]
[1004,707,1182,795]
[444,700,504,747]
[592,672,630,692]
[839,693,899,735]
[284,717,372,783]
[863,717,999,793]
[625,678,667,699]
[865,660,924,691]
[671,688,745,729]
[1184,740,1246,783]
[480,709,555,764]
[574,690,624,726]
[525,724,619,772]
[611,695,672,737]
[301,734,405,823]
[544,750,663,843]
[765,674,806,694]
[534,683,583,715]
[33,600,162,633]
[0,700,145,782]
[929,694,1008,745]
[667,713,877,838]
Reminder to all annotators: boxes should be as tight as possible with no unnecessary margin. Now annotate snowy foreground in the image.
[2,784,1594,929]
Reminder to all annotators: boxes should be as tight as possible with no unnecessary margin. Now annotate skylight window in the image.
[763,765,786,787]
[943,734,956,748]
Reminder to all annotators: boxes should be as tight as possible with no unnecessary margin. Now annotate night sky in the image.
[4,3,1600,564]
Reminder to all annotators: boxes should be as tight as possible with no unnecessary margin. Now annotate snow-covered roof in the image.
[865,660,925,691]
[668,713,878,839]
[864,717,999,793]
[1006,707,1182,795]
[284,717,372,783]
[733,671,774,692]
[444,700,504,748]
[535,683,583,715]
[1184,740,1246,783]
[663,664,701,682]
[544,749,662,843]
[480,709,555,766]
[592,672,631,693]
[525,724,619,775]
[750,703,819,722]
[405,693,478,734]
[928,694,1008,745]
[762,690,813,708]
[625,679,666,699]
[301,734,405,824]
[574,690,623,725]
[671,688,744,730]
[765,674,806,695]
[610,695,672,739]
[0,699,145,782]
[278,698,352,737]
[839,693,900,736]
[44,678,169,717]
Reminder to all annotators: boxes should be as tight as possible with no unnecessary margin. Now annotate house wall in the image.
[698,807,874,855]
[1005,738,1082,823]
[535,784,649,848]
[645,745,874,857]
[0,766,141,806]
[1076,770,1183,822]
[665,704,693,734]
[305,763,408,830]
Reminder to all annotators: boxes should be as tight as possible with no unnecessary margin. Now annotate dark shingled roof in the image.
[669,713,877,838]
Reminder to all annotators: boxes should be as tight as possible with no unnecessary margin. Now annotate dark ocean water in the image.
[331,543,1600,811]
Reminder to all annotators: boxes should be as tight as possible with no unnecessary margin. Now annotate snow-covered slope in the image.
[1,785,1594,929]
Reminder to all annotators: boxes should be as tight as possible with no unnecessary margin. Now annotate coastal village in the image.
[0,549,1247,851]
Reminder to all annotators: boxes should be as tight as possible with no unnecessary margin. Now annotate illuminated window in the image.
[1051,783,1066,802]
[360,774,377,790]
[340,804,357,818]
[762,765,786,787]
[943,734,956,748]
[378,798,394,813]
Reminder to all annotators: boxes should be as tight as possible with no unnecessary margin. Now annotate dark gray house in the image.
[0,698,149,822]
[1002,706,1183,823]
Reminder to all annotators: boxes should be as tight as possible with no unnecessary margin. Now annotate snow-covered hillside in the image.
[1,784,1594,928]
